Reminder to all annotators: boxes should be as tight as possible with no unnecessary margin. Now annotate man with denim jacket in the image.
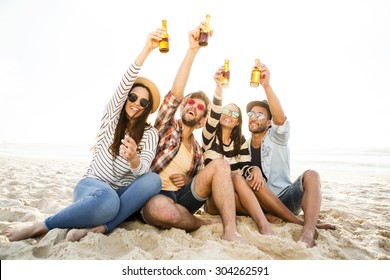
[246,61,335,247]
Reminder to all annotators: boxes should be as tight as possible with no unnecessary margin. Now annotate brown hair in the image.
[109,83,153,158]
[216,103,243,157]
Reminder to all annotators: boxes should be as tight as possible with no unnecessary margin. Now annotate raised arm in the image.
[170,22,210,100]
[99,29,163,132]
[203,66,224,142]
[134,29,165,67]
[258,62,286,125]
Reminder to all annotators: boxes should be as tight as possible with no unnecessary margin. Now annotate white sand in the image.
[0,153,389,260]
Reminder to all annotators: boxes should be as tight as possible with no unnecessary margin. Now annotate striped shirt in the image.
[202,94,252,179]
[83,62,159,190]
[151,91,203,178]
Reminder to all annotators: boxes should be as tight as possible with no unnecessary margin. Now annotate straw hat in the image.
[134,77,161,114]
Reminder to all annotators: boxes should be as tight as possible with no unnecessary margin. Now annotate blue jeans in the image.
[44,173,161,233]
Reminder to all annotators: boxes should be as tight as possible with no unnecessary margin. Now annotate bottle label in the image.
[159,38,169,53]
[221,71,230,88]
[198,32,209,46]
[250,71,261,87]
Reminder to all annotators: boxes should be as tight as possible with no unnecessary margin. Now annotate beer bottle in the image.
[159,19,169,53]
[250,58,261,87]
[220,59,230,88]
[198,14,211,47]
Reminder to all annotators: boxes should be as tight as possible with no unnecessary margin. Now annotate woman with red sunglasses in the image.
[2,29,163,242]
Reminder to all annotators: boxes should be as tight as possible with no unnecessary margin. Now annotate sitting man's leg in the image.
[193,159,244,242]
[142,190,208,231]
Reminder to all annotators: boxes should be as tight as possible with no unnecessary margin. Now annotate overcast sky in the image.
[1,0,389,151]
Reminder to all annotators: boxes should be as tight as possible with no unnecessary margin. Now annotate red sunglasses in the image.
[187,99,205,111]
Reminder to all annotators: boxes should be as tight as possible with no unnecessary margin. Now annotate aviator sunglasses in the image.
[128,92,150,108]
[187,99,205,111]
[247,111,265,120]
[222,108,240,119]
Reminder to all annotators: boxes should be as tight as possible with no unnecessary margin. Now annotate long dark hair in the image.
[216,103,243,158]
[109,83,153,158]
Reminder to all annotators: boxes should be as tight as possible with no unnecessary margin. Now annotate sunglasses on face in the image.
[222,108,240,119]
[187,99,205,111]
[128,92,150,108]
[247,111,265,120]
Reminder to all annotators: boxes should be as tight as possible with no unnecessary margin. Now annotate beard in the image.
[181,111,202,127]
[249,122,268,134]
[181,116,200,127]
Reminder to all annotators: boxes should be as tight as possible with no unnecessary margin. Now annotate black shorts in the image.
[136,178,207,224]
[159,178,207,214]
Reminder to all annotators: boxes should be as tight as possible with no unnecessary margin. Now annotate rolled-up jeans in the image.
[44,172,161,233]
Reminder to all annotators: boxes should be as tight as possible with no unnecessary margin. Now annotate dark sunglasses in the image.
[222,108,240,119]
[187,99,205,111]
[128,92,150,108]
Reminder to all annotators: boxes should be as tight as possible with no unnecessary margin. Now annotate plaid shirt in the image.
[151,91,204,178]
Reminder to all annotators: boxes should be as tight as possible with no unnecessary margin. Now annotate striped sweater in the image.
[83,62,159,190]
[202,94,252,179]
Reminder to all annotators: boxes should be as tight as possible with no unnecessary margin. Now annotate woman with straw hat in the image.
[2,28,164,242]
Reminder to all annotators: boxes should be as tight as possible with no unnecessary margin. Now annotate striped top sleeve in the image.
[202,93,253,179]
[83,62,159,189]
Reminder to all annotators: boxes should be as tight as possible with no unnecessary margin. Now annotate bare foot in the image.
[258,223,275,236]
[66,225,106,242]
[66,228,90,242]
[1,222,48,242]
[316,223,336,230]
[188,215,219,230]
[299,227,318,248]
[222,231,245,243]
[201,219,218,226]
[265,213,283,224]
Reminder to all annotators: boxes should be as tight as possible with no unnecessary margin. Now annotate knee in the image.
[303,169,320,180]
[232,174,245,183]
[143,172,162,194]
[143,195,179,226]
[97,194,121,221]
[209,158,231,174]
[232,174,246,189]
[302,169,321,188]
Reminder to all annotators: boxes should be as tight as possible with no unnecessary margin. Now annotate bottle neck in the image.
[205,16,210,31]
[162,20,167,31]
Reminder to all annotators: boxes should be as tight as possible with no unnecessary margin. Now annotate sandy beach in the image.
[0,145,389,260]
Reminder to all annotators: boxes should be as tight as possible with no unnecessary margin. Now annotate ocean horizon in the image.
[1,141,389,179]
[1,141,389,160]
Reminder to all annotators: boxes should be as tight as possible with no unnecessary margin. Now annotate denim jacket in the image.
[247,118,293,196]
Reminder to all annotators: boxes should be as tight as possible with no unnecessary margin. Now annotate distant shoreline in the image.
[0,142,92,161]
[1,141,389,159]
[1,142,389,179]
